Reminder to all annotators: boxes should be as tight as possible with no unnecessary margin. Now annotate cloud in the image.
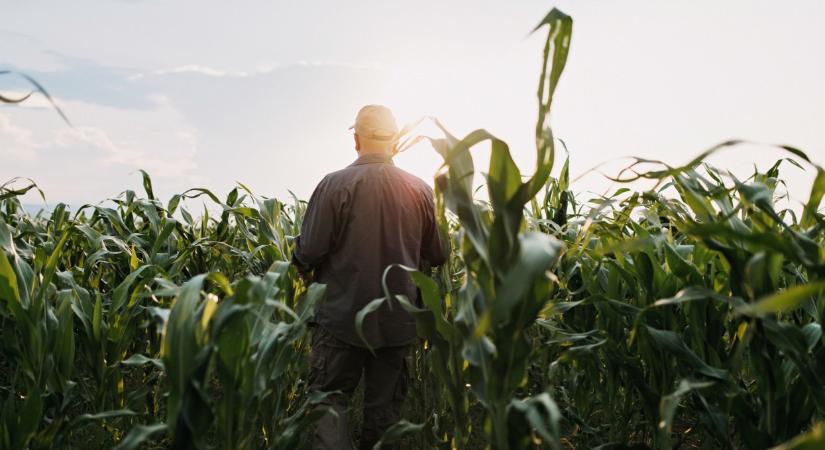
[2,90,199,181]
[0,112,38,162]
[130,64,258,79]
[1,56,157,110]
[54,126,199,179]
[0,29,68,72]
[129,60,384,80]
[1,92,205,204]
[0,29,41,44]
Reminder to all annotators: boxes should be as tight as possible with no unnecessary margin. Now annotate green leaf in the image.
[151,218,177,255]
[55,292,76,380]
[386,265,455,342]
[488,138,522,209]
[658,379,714,441]
[651,286,732,308]
[215,312,250,380]
[113,423,168,450]
[111,265,154,313]
[355,297,388,353]
[770,422,825,450]
[737,281,825,317]
[0,71,72,125]
[801,168,825,228]
[644,326,727,380]
[18,387,42,446]
[122,353,164,370]
[0,248,20,304]
[371,420,427,450]
[129,245,139,271]
[491,233,563,324]
[68,409,137,430]
[161,274,208,427]
[36,229,71,303]
[529,7,573,196]
[138,169,155,200]
[92,292,102,341]
[508,393,562,450]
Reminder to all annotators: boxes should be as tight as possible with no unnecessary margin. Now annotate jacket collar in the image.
[351,152,394,166]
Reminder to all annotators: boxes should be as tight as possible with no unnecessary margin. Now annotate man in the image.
[292,105,449,450]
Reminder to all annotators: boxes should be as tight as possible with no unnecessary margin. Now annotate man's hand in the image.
[297,269,314,285]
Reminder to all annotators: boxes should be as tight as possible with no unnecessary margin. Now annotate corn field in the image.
[2,7,825,450]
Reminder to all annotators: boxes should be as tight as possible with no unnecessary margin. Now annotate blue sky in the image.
[2,0,824,208]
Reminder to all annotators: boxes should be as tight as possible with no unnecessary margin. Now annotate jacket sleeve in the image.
[420,185,450,267]
[292,176,344,274]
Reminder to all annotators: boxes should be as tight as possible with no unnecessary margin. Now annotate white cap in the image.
[349,104,399,141]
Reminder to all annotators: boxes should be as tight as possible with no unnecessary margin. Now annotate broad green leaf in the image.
[113,423,168,450]
[18,387,43,446]
[737,281,825,317]
[644,326,727,380]
[121,353,164,370]
[138,169,155,200]
[508,393,562,450]
[491,232,563,324]
[371,420,427,450]
[658,379,714,441]
[92,292,102,341]
[68,409,137,430]
[355,297,387,353]
[0,248,20,304]
[129,244,139,271]
[801,168,825,228]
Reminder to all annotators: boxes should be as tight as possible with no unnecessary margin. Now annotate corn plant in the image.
[538,154,825,448]
[0,175,324,449]
[357,8,572,450]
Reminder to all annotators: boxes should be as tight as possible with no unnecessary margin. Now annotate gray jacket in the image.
[292,152,448,348]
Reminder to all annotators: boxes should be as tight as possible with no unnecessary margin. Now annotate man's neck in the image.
[353,152,394,166]
[357,149,391,157]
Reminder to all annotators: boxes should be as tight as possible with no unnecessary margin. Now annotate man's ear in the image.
[354,133,361,151]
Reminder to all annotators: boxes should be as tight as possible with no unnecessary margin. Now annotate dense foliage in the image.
[2,7,824,450]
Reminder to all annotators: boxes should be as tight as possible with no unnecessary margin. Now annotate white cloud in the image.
[2,94,204,203]
[0,30,68,72]
[128,60,384,80]
[0,112,38,162]
[131,64,257,79]
[53,125,198,179]
[2,93,200,181]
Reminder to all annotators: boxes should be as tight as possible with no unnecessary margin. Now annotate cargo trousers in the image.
[308,326,410,450]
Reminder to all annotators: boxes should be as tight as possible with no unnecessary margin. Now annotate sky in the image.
[1,0,824,210]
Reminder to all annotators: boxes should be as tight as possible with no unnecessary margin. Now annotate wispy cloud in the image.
[129,60,384,80]
[0,113,38,162]
[54,125,200,179]
[0,29,41,44]
[1,55,157,110]
[2,91,203,192]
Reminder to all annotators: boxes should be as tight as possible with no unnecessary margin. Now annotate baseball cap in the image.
[349,105,399,141]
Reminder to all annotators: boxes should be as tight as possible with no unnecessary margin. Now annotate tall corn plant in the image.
[541,154,825,448]
[358,8,572,449]
[0,182,135,449]
[158,270,327,450]
[0,174,321,449]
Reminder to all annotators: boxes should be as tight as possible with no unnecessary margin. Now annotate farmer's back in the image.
[291,104,447,450]
[295,153,445,348]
